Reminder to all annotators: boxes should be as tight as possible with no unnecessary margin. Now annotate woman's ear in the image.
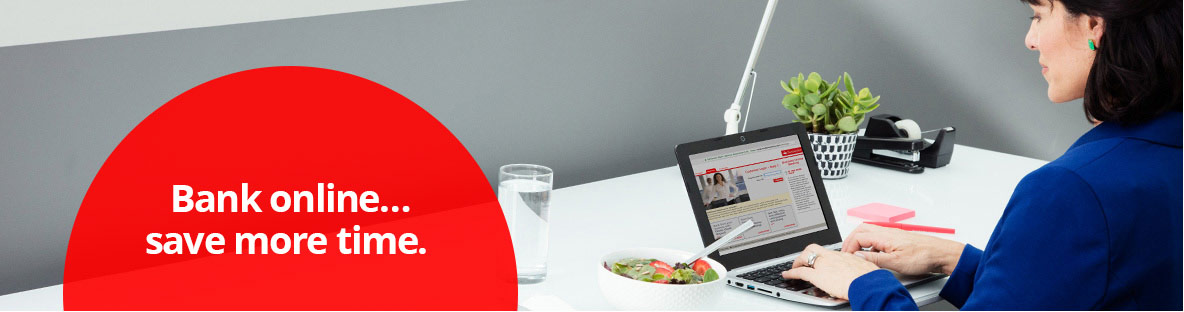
[1087,15,1105,42]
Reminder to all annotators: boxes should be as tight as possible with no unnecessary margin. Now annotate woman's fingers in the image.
[791,255,807,269]
[782,248,877,300]
[855,250,893,267]
[782,266,814,280]
[840,235,863,253]
[842,224,878,252]
[791,245,815,269]
[791,244,826,269]
[842,230,892,253]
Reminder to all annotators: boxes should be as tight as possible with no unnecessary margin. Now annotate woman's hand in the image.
[781,244,879,300]
[841,223,966,275]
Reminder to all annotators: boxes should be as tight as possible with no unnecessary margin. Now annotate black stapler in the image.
[852,114,956,174]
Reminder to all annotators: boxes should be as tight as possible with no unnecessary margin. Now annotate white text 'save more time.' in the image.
[144,183,423,256]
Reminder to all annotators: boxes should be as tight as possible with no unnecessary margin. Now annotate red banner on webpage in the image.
[695,147,803,176]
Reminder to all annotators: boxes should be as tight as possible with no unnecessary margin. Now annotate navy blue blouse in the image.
[849,112,1183,310]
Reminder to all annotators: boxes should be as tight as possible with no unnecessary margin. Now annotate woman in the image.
[782,0,1181,310]
[704,173,738,208]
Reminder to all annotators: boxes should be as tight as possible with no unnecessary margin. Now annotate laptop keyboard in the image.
[737,261,816,291]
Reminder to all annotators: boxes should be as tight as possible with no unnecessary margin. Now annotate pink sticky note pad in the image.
[847,203,915,222]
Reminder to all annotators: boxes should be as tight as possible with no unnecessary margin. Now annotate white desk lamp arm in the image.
[724,0,778,135]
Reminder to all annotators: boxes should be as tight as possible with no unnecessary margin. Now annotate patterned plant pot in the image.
[807,132,859,179]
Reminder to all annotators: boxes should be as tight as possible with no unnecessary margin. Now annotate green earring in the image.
[1088,39,1096,51]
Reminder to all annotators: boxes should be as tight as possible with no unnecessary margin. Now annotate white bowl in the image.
[598,248,729,310]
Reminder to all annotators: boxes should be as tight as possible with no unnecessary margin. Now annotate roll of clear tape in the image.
[894,119,922,140]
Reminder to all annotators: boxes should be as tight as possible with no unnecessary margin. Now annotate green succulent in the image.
[781,72,880,134]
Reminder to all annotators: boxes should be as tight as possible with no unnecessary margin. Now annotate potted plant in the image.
[781,72,880,179]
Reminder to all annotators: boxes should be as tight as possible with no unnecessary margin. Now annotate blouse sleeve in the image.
[849,270,919,310]
[936,244,983,306]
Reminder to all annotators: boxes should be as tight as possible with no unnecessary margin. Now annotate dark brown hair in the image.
[1022,0,1181,125]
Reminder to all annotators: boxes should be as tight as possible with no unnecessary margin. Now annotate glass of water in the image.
[498,164,553,284]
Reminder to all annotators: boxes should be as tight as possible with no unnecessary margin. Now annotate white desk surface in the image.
[0,144,1048,311]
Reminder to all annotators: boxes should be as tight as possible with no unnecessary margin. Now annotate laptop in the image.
[674,122,943,307]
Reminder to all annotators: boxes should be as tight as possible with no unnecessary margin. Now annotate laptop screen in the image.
[687,135,828,255]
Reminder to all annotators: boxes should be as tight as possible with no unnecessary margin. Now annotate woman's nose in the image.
[1025,26,1039,51]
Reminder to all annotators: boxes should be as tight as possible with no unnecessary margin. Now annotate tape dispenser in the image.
[852,114,956,173]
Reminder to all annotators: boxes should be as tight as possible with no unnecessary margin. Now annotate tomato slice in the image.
[692,259,711,276]
[654,267,672,278]
[649,260,673,271]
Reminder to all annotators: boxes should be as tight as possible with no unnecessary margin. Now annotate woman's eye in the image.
[1030,15,1041,22]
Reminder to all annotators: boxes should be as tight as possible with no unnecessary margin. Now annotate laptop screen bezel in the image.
[673,122,842,270]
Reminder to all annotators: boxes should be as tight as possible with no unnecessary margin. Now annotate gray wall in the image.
[0,0,1088,296]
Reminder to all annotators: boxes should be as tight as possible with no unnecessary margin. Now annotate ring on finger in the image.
[804,252,819,267]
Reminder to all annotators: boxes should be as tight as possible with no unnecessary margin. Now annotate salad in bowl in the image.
[597,248,728,310]
[606,258,720,284]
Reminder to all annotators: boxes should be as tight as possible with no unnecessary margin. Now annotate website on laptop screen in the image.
[689,136,827,255]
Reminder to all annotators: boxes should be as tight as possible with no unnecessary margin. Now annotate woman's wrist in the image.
[934,241,966,275]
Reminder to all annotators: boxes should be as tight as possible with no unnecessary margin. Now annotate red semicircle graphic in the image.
[64,66,516,310]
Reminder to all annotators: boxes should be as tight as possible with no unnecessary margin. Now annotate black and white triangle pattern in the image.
[807,133,859,179]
